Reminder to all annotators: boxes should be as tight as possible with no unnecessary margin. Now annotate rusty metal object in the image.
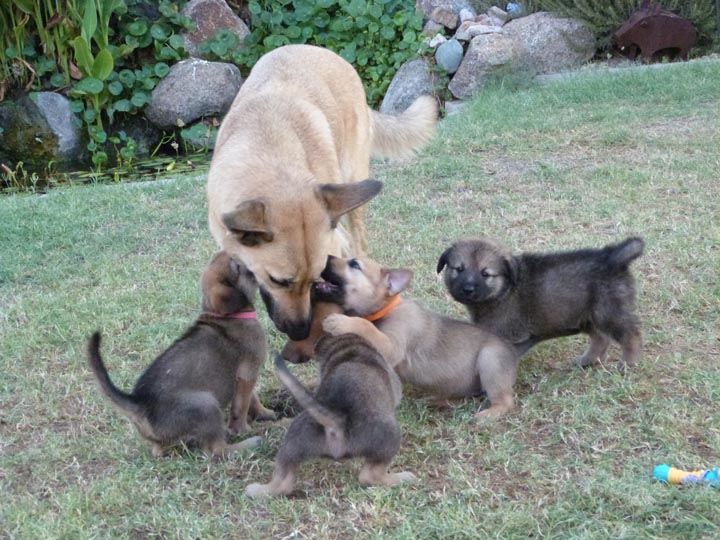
[614,1,697,61]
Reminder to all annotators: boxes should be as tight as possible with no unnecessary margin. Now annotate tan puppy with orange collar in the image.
[314,255,520,419]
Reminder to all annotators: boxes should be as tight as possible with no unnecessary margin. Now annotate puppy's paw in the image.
[322,313,354,336]
[228,417,250,435]
[245,482,272,498]
[252,407,278,422]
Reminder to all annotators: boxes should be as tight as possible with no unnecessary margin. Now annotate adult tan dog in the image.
[207,44,437,340]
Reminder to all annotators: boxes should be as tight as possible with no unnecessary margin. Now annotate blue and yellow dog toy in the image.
[654,464,720,487]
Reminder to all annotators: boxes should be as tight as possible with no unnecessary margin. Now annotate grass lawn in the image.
[1,59,719,539]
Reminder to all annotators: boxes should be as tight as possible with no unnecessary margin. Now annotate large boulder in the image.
[182,0,250,59]
[503,11,595,74]
[0,92,83,166]
[448,33,528,99]
[145,59,242,129]
[380,59,439,115]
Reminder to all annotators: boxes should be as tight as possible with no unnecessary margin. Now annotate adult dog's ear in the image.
[436,247,452,274]
[222,199,275,247]
[317,179,383,227]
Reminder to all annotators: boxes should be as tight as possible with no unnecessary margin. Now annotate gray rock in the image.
[182,0,250,59]
[436,39,464,74]
[0,92,83,166]
[417,0,475,18]
[487,6,509,24]
[448,33,528,99]
[422,20,445,36]
[380,59,439,115]
[430,7,459,29]
[503,11,595,74]
[145,59,242,129]
[109,114,162,157]
[428,33,447,48]
[459,8,476,22]
[444,100,467,115]
[468,24,503,37]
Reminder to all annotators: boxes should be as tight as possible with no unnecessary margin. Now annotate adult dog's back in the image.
[207,45,437,339]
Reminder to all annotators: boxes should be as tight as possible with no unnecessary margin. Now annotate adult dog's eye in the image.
[480,269,492,278]
[269,275,293,288]
[348,259,361,270]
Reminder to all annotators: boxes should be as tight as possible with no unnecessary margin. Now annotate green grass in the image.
[1,59,719,539]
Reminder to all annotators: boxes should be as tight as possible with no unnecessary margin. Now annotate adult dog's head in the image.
[210,179,382,340]
[437,238,518,306]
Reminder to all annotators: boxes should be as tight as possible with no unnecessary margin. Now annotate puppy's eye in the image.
[269,275,293,288]
[348,259,361,270]
[453,264,465,273]
[480,269,492,278]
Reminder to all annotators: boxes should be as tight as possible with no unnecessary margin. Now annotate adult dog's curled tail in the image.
[87,332,145,421]
[606,237,645,270]
[370,95,438,160]
[274,354,346,458]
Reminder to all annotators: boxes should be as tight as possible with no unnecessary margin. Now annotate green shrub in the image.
[522,0,717,52]
[205,0,427,107]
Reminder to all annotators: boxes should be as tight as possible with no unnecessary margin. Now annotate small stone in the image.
[487,6,509,23]
[459,8,476,22]
[428,33,447,48]
[454,30,471,42]
[431,7,459,30]
[435,38,464,74]
[468,24,503,37]
[423,20,445,36]
[444,100,467,116]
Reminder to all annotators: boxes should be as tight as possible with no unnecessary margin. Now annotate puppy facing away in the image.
[314,255,520,419]
[207,44,437,340]
[437,237,645,368]
[245,334,414,498]
[87,251,274,457]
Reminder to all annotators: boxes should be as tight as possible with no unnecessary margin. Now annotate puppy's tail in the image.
[370,95,438,160]
[274,354,346,458]
[87,332,144,421]
[606,237,645,270]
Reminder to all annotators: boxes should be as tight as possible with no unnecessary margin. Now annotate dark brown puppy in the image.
[437,237,644,368]
[245,334,413,498]
[87,251,274,457]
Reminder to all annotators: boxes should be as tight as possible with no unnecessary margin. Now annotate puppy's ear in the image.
[317,179,382,227]
[222,199,275,247]
[385,269,413,295]
[437,247,452,273]
[503,256,519,287]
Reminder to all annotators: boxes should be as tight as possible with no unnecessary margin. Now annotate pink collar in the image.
[205,311,257,319]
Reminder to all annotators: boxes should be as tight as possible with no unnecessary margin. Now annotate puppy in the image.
[315,255,520,419]
[245,334,413,498]
[437,237,644,368]
[208,44,437,340]
[87,251,274,457]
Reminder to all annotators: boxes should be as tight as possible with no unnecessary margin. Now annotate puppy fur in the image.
[207,44,437,340]
[315,255,520,419]
[437,237,644,368]
[87,251,274,457]
[245,334,414,498]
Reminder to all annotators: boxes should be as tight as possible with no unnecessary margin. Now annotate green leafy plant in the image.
[206,0,426,107]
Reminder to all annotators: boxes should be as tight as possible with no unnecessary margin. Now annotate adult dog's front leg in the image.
[322,314,400,365]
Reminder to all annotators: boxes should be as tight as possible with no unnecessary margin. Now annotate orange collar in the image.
[364,295,402,322]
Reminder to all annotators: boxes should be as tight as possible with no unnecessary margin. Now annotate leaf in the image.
[81,0,98,45]
[74,77,104,95]
[107,81,123,95]
[126,20,148,37]
[154,62,170,78]
[114,99,131,112]
[70,36,94,75]
[118,69,135,86]
[91,49,114,81]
